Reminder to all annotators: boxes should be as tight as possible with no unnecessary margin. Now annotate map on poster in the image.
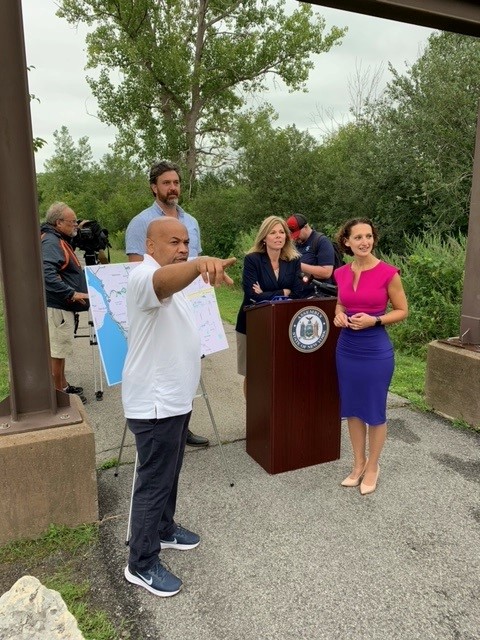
[84,263,228,386]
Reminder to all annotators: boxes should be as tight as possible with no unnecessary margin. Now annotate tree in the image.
[38,126,94,214]
[361,31,480,247]
[38,128,151,234]
[235,117,324,225]
[312,31,480,252]
[57,0,345,192]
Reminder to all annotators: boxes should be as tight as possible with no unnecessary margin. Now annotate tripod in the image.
[115,374,235,545]
[73,312,105,400]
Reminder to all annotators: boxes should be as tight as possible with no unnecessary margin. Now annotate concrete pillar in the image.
[0,401,98,545]
[425,340,480,428]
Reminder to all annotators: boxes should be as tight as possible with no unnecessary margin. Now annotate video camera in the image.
[72,219,111,265]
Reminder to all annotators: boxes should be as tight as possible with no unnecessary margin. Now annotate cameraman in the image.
[40,202,89,401]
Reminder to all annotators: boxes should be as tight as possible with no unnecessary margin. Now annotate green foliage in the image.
[108,248,128,264]
[37,131,150,235]
[234,120,327,224]
[108,230,126,252]
[57,0,345,184]
[382,233,465,356]
[353,31,480,251]
[229,227,258,286]
[188,182,252,259]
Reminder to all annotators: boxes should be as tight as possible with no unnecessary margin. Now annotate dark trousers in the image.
[127,412,191,572]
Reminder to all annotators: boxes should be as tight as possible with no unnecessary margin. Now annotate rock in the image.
[0,575,85,640]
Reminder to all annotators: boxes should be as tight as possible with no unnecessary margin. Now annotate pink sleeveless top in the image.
[334,261,399,315]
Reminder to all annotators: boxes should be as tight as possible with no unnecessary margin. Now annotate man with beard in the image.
[123,217,235,596]
[125,160,209,447]
[40,202,89,401]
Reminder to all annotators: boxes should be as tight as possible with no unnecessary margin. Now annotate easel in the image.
[115,372,235,545]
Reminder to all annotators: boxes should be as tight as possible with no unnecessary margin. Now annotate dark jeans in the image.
[127,412,191,572]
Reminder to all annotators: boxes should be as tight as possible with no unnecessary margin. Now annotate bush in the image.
[381,233,465,355]
[109,229,126,251]
[187,184,253,258]
[229,227,257,286]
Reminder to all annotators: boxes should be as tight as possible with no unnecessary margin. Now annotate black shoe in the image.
[64,384,84,394]
[186,430,209,447]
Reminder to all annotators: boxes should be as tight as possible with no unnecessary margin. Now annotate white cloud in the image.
[22,0,434,170]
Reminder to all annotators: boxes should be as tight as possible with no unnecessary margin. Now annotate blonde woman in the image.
[235,216,302,394]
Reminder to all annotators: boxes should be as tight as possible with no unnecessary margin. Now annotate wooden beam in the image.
[301,1,480,37]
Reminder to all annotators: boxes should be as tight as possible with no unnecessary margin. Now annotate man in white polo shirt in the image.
[122,217,235,597]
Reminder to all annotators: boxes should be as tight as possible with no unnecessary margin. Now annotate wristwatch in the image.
[375,316,382,327]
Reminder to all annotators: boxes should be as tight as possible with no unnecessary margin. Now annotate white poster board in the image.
[84,263,228,386]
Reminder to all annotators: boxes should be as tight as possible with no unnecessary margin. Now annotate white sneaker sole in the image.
[124,566,181,597]
[160,540,200,550]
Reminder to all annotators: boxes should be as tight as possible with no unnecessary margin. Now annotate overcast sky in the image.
[22,1,435,171]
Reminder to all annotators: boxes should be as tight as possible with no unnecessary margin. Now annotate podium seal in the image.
[289,306,330,353]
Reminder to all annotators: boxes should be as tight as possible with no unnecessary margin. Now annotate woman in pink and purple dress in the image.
[333,218,408,495]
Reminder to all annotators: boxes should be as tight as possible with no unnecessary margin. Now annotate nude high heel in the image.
[341,461,367,487]
[360,465,380,495]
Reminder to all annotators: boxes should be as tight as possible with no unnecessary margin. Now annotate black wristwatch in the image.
[375,317,382,327]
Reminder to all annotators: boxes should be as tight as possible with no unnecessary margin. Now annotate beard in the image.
[159,193,179,207]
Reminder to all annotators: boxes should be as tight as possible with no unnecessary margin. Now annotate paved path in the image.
[67,315,480,640]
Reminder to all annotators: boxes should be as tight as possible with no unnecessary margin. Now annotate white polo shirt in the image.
[121,254,201,419]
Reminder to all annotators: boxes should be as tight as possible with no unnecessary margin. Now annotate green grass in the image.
[108,248,128,264]
[45,573,118,640]
[215,285,242,325]
[0,523,98,564]
[98,457,119,470]
[390,351,427,410]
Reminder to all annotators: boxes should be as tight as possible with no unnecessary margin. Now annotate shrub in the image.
[381,233,465,355]
[187,184,253,258]
[109,229,126,251]
[229,228,257,286]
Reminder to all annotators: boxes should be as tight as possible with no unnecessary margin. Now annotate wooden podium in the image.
[246,298,341,474]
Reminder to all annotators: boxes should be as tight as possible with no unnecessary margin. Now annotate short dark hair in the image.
[335,217,379,256]
[149,160,181,185]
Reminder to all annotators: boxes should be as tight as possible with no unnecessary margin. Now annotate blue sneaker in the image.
[124,561,182,597]
[160,524,200,550]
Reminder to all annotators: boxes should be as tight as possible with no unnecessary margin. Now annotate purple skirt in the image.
[336,326,394,426]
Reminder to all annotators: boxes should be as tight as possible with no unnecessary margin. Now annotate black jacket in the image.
[40,223,89,312]
[235,252,302,334]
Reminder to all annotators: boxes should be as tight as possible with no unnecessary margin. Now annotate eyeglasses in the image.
[59,218,78,225]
